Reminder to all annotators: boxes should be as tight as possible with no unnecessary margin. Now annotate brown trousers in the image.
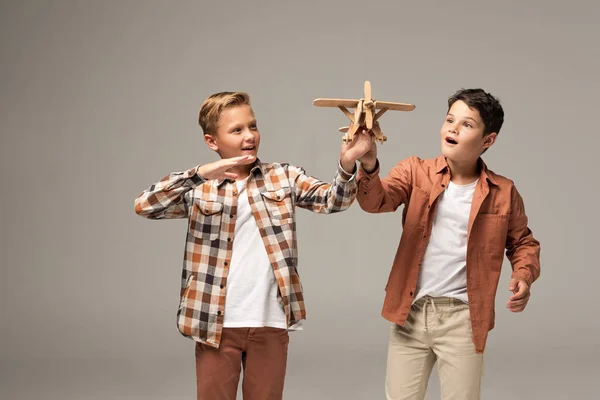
[195,327,289,400]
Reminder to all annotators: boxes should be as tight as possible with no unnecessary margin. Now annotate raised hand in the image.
[197,155,256,181]
[341,123,379,173]
[340,126,374,172]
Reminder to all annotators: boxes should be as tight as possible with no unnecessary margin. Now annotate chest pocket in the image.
[189,199,224,241]
[403,185,430,229]
[261,187,293,225]
[475,213,510,269]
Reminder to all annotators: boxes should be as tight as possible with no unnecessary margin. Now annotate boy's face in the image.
[440,100,496,163]
[205,104,260,160]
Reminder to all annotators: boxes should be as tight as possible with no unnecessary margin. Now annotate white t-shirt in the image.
[414,179,478,304]
[223,178,300,329]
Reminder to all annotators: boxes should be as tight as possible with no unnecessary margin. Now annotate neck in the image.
[446,158,480,185]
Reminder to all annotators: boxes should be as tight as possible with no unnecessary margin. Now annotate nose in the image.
[448,123,458,134]
[243,128,255,141]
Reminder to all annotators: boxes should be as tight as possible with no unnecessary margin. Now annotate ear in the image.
[204,133,219,152]
[483,132,497,150]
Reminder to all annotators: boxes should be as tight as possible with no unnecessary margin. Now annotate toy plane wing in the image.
[376,101,415,111]
[313,99,360,108]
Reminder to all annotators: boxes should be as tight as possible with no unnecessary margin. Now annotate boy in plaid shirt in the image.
[134,91,372,399]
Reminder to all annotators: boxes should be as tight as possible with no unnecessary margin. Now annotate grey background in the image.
[1,0,598,399]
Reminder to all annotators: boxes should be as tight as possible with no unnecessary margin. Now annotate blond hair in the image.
[198,92,252,135]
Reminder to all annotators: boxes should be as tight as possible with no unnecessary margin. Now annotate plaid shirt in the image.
[134,160,357,348]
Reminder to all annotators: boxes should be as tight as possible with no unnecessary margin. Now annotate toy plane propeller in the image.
[313,81,415,143]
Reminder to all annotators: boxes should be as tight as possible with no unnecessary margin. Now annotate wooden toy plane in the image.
[313,81,415,143]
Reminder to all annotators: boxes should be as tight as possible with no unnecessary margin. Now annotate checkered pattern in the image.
[135,160,357,348]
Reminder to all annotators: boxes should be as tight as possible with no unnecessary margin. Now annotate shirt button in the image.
[220,284,224,289]
[423,235,426,239]
[441,184,445,187]
[410,291,414,296]
[230,214,234,218]
[227,238,232,242]
[224,261,229,266]
[233,191,238,196]
[217,311,222,316]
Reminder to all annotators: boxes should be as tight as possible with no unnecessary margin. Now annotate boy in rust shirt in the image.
[356,89,540,400]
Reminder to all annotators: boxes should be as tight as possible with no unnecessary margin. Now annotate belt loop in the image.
[422,298,428,332]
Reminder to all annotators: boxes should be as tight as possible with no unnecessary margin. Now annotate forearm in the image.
[134,166,206,219]
[356,160,405,213]
[506,186,541,286]
[360,158,377,174]
[293,163,357,214]
[340,157,357,175]
[508,234,541,286]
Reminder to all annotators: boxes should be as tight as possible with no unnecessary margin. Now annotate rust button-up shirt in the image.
[357,155,540,353]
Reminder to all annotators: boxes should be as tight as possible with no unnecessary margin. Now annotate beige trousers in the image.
[386,296,484,400]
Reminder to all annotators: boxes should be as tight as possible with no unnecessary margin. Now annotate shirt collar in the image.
[435,155,498,186]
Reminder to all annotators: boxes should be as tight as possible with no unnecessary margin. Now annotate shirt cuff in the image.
[511,270,533,287]
[183,165,207,187]
[338,161,357,182]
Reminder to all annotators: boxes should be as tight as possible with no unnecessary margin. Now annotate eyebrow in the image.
[228,120,257,130]
[447,114,480,124]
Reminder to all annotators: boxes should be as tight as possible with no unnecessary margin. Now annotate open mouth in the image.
[445,137,458,145]
[241,146,256,151]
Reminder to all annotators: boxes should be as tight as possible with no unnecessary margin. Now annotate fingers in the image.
[343,128,365,149]
[510,288,527,301]
[200,155,255,180]
[345,130,374,155]
[508,305,525,313]
[360,125,376,136]
[224,155,255,166]
[509,280,529,301]
[507,293,529,312]
[353,128,375,144]
[341,125,377,167]
[507,279,530,312]
[508,294,530,307]
[360,128,376,140]
[215,155,255,173]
